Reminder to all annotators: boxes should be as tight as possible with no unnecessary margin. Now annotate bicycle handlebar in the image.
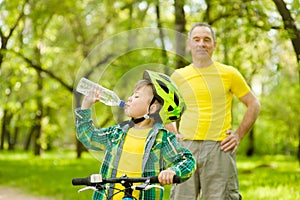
[72,174,181,186]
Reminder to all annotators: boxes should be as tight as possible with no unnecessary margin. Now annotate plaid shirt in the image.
[75,108,196,200]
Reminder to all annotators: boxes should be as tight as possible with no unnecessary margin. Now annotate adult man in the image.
[170,22,261,199]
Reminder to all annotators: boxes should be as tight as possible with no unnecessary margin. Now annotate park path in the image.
[0,186,55,200]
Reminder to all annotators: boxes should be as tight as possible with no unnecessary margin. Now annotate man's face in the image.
[187,26,217,60]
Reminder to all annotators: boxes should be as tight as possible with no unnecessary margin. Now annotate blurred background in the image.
[0,0,299,199]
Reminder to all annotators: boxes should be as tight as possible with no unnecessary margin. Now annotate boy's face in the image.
[124,85,154,119]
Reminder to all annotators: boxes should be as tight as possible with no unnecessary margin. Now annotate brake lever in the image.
[78,186,97,193]
[133,178,150,190]
[132,185,164,191]
[78,185,110,193]
[131,179,164,191]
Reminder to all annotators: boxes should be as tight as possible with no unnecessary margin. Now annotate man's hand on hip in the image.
[220,130,241,154]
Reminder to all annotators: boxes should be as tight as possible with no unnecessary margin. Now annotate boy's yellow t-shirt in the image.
[112,128,150,200]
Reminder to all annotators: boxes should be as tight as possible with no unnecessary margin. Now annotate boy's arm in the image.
[75,88,112,150]
[162,132,196,182]
[75,108,109,151]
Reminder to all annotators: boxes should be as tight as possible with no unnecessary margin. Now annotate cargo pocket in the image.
[224,174,241,200]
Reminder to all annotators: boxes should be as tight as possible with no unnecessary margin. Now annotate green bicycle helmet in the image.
[143,70,186,124]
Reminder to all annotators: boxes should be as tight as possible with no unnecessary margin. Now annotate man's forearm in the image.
[236,99,261,139]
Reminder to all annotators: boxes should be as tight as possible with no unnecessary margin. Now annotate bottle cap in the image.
[119,100,125,108]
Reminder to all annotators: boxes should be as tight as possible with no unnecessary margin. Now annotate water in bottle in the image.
[76,77,125,108]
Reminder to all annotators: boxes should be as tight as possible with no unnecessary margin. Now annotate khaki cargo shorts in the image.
[170,140,241,200]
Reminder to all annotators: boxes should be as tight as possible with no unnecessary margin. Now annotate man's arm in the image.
[164,122,184,141]
[221,91,261,154]
[164,122,178,133]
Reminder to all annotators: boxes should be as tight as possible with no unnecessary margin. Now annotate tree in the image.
[273,0,300,63]
[1,0,299,160]
[174,0,187,69]
[0,0,27,150]
[272,0,300,163]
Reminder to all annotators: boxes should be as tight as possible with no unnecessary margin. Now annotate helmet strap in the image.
[148,96,162,123]
[132,114,149,124]
[149,96,156,106]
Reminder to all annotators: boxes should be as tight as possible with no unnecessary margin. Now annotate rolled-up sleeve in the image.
[163,133,196,182]
[75,108,107,151]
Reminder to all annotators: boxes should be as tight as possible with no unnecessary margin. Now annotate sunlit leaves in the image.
[0,0,299,155]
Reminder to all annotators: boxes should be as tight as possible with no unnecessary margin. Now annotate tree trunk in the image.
[203,0,211,23]
[0,109,7,150]
[34,123,42,155]
[273,0,300,63]
[174,0,187,69]
[272,0,300,163]
[1,109,8,149]
[0,109,13,150]
[11,125,19,150]
[155,0,168,65]
[24,126,34,150]
[75,93,86,158]
[76,140,86,158]
[34,71,43,156]
[246,129,254,156]
[0,2,25,68]
[298,125,300,166]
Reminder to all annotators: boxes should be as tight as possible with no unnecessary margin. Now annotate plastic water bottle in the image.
[76,77,125,108]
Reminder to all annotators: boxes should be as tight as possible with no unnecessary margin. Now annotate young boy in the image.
[75,70,196,200]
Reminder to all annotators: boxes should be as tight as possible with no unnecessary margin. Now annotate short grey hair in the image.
[188,22,216,41]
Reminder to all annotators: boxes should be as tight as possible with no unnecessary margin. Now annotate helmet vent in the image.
[174,94,179,106]
[169,116,178,120]
[159,74,171,82]
[157,80,169,93]
[168,105,174,112]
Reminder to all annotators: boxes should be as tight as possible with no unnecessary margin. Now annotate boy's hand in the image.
[81,86,101,109]
[158,169,176,185]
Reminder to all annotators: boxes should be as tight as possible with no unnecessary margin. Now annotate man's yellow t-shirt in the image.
[171,62,250,141]
[112,128,150,200]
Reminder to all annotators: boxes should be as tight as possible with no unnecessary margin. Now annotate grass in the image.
[0,150,299,200]
[0,150,98,200]
[237,155,300,200]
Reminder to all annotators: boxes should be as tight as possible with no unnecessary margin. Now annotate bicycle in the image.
[72,173,181,200]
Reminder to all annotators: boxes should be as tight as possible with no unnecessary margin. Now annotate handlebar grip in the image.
[72,177,91,186]
[149,175,181,184]
[173,175,181,183]
[149,176,159,183]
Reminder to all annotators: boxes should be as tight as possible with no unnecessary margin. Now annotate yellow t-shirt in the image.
[171,62,250,141]
[113,128,150,200]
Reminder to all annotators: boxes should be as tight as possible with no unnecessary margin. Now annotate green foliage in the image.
[0,0,299,157]
[234,65,300,156]
[0,151,299,199]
